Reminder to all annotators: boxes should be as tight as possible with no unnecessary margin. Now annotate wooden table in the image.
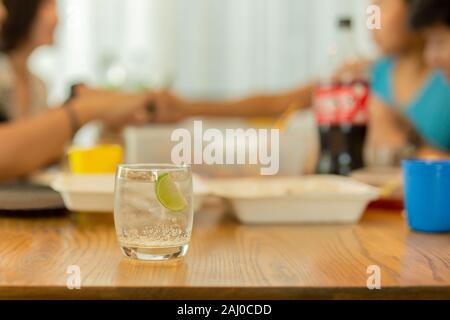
[0,204,449,300]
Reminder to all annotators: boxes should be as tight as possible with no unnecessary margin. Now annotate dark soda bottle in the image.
[314,17,370,176]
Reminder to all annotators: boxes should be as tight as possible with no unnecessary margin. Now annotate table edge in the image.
[1,286,449,300]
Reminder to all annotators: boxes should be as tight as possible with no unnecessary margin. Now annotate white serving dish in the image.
[124,113,317,177]
[51,174,115,213]
[51,174,207,213]
[124,125,182,164]
[208,175,380,224]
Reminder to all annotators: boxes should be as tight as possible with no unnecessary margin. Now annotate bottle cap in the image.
[338,17,352,29]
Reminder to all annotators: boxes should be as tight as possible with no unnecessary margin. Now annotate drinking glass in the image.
[114,164,193,261]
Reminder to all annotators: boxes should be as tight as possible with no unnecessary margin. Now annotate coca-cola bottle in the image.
[314,17,370,176]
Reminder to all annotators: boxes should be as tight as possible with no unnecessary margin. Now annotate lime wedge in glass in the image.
[156,173,189,212]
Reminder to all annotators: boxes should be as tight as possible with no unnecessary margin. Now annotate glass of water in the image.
[114,164,193,261]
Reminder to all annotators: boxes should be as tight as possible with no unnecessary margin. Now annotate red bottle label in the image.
[314,81,370,125]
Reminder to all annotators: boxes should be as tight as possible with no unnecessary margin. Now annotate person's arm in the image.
[152,58,371,122]
[367,97,414,149]
[367,96,450,163]
[365,96,412,166]
[183,83,315,118]
[0,108,72,180]
[0,89,149,181]
[153,83,315,122]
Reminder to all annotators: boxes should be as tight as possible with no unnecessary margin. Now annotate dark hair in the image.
[1,0,43,53]
[409,0,450,30]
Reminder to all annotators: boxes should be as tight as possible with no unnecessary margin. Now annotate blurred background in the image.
[30,0,377,106]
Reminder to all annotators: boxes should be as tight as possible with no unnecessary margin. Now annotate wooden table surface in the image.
[0,204,449,300]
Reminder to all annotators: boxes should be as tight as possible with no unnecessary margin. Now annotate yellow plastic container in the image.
[68,145,124,174]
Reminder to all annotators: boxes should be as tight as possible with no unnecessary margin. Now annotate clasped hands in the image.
[71,86,188,131]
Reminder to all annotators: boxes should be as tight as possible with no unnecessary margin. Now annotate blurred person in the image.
[0,0,152,181]
[0,0,151,143]
[153,0,450,159]
[409,0,450,80]
[0,0,58,121]
[369,0,449,159]
[409,0,450,159]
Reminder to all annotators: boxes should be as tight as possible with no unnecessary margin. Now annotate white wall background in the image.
[30,0,377,105]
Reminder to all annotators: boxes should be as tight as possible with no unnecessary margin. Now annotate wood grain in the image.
[0,205,449,300]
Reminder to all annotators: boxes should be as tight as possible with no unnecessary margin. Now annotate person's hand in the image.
[150,90,188,124]
[417,146,450,160]
[332,58,372,82]
[71,87,152,128]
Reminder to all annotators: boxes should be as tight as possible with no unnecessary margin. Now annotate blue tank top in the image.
[371,57,450,151]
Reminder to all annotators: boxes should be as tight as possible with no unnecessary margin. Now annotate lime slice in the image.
[156,173,189,212]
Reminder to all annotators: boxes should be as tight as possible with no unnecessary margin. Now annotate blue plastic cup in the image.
[402,160,450,233]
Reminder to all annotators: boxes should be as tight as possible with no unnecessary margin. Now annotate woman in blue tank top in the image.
[371,58,450,151]
[367,0,450,162]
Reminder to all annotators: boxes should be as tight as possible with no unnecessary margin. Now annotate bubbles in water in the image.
[115,177,193,249]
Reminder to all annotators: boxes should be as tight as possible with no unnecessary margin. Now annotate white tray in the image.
[51,174,207,213]
[124,114,315,177]
[207,175,380,224]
